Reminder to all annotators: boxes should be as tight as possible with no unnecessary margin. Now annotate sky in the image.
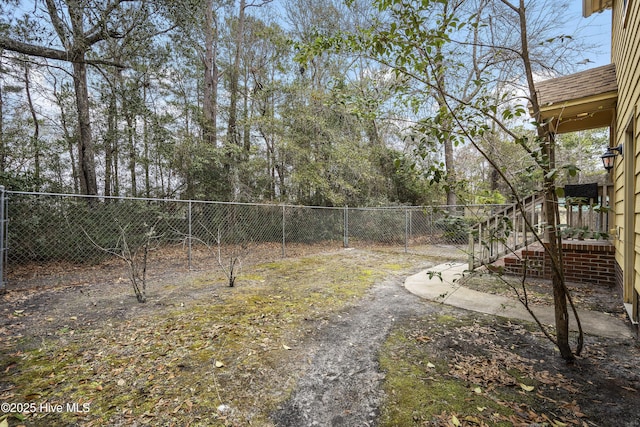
[566,2,612,68]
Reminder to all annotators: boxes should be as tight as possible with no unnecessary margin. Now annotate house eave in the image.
[530,64,617,134]
[583,0,613,17]
[538,91,617,133]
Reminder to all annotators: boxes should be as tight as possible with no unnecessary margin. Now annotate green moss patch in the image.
[378,314,591,427]
[0,250,426,426]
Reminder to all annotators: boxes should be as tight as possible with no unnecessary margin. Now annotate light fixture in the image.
[601,144,623,171]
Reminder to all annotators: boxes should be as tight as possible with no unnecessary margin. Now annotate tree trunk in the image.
[228,0,246,148]
[72,60,98,195]
[434,29,457,208]
[488,122,500,193]
[104,88,117,197]
[365,119,381,147]
[543,172,573,360]
[243,71,251,156]
[203,0,218,147]
[53,85,79,193]
[0,79,4,173]
[224,0,247,200]
[143,76,151,197]
[512,0,576,361]
[125,111,137,197]
[443,134,457,207]
[24,61,41,189]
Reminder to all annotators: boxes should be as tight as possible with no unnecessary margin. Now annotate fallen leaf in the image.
[473,387,482,394]
[520,383,535,392]
[0,419,8,427]
[451,415,461,426]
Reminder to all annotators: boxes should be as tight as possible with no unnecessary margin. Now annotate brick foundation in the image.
[615,259,623,295]
[502,240,615,286]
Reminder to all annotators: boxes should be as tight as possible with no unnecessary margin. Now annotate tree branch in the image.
[45,0,72,50]
[0,36,126,68]
[0,36,72,62]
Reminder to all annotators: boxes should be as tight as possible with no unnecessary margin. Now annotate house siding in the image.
[611,0,640,315]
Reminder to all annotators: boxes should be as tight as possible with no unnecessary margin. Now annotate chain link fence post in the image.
[281,204,286,258]
[404,208,409,253]
[343,205,349,248]
[468,229,475,271]
[188,200,192,270]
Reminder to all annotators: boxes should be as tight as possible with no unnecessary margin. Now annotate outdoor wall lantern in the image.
[601,144,623,171]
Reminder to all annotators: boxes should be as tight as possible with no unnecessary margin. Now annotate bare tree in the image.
[306,0,588,360]
[0,0,149,195]
[203,0,221,147]
[84,221,160,303]
[502,0,579,360]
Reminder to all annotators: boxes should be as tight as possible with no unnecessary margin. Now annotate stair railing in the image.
[468,192,546,269]
[468,183,613,270]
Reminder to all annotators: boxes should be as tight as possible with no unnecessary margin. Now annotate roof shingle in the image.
[536,63,617,107]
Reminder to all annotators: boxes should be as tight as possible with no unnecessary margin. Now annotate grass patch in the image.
[378,314,588,427]
[378,326,514,426]
[435,314,460,326]
[1,250,424,426]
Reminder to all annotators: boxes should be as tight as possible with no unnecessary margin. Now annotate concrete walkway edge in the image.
[405,262,634,340]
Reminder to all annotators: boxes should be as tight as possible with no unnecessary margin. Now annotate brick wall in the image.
[502,241,616,286]
[614,259,623,294]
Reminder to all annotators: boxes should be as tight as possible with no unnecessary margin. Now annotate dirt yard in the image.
[1,247,639,426]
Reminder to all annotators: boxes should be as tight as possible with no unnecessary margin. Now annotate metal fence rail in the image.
[0,189,508,289]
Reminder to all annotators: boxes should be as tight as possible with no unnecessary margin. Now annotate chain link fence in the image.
[0,188,508,290]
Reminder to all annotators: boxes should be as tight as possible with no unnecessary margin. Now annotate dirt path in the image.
[4,249,636,426]
[272,275,435,426]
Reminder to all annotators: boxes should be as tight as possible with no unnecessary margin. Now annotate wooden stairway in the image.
[469,183,613,271]
[468,193,545,269]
